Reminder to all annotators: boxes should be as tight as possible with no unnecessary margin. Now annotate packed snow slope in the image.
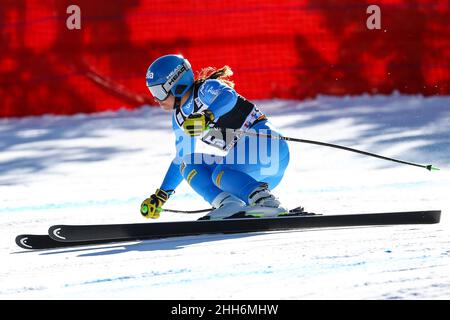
[1,94,449,299]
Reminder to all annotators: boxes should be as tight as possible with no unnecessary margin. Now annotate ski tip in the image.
[15,235,29,249]
[48,225,68,241]
[426,165,440,171]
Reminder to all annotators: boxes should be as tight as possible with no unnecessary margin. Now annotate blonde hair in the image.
[195,65,235,88]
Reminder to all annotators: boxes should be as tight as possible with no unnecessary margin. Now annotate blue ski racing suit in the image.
[159,79,290,205]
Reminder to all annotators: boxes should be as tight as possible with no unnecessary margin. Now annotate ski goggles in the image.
[147,61,191,101]
[148,83,171,101]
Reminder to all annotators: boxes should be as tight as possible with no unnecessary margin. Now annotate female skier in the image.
[140,54,290,220]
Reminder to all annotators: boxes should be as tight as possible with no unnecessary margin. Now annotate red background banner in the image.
[1,0,449,117]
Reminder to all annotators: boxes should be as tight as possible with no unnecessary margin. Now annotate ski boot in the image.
[246,183,288,217]
[198,192,246,220]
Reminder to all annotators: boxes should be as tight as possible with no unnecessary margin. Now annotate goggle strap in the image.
[148,60,191,100]
[162,61,190,92]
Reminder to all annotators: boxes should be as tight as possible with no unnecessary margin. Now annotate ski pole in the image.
[140,207,212,215]
[162,208,213,214]
[160,129,439,216]
[237,130,439,171]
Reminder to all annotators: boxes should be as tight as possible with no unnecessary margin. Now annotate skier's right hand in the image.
[140,189,170,219]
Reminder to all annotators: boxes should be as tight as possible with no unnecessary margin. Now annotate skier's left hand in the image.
[140,189,170,219]
[183,110,215,136]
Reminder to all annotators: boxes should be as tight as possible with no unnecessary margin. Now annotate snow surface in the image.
[1,94,449,299]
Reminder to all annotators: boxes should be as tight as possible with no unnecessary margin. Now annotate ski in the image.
[15,234,117,250]
[48,210,441,243]
[15,234,63,250]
